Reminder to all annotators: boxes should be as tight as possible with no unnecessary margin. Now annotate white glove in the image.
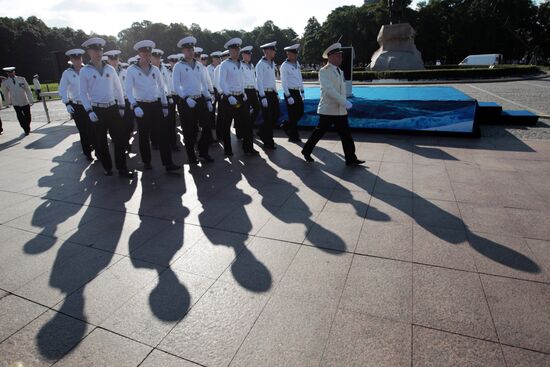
[134,106,144,118]
[66,105,75,114]
[345,100,353,110]
[118,106,125,117]
[228,96,237,106]
[243,93,248,102]
[168,96,174,105]
[207,101,213,112]
[261,97,268,108]
[287,96,295,105]
[186,98,197,108]
[162,107,169,117]
[88,111,99,123]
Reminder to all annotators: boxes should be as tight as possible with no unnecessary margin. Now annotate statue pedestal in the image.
[370,23,424,71]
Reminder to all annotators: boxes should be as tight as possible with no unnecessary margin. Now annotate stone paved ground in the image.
[0,79,549,366]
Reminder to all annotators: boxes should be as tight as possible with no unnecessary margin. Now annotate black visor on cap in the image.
[182,43,194,49]
[228,44,240,49]
[139,47,152,52]
[241,50,251,54]
[107,55,119,59]
[88,44,103,50]
[263,46,276,51]
[286,49,298,54]
[327,48,342,56]
[69,54,83,59]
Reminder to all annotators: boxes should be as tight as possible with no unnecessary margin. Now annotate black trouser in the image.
[177,96,211,160]
[71,103,95,157]
[0,115,3,133]
[36,90,42,101]
[258,91,279,146]
[136,101,174,166]
[123,99,134,148]
[302,114,357,163]
[284,89,303,140]
[219,94,254,154]
[92,105,129,172]
[167,96,178,147]
[213,88,223,140]
[245,88,261,127]
[13,105,31,133]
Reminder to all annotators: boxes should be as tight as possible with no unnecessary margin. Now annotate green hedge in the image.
[303,65,541,81]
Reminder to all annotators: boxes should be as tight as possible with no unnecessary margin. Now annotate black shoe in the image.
[244,149,260,156]
[189,157,199,165]
[280,123,290,137]
[301,150,314,162]
[288,137,301,143]
[264,144,276,150]
[119,169,136,178]
[144,163,153,170]
[224,150,233,157]
[85,154,93,161]
[346,159,366,166]
[104,169,113,176]
[24,131,30,136]
[165,163,183,171]
[199,155,214,162]
[172,145,181,152]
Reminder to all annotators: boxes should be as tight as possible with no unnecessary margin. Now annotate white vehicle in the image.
[459,54,503,66]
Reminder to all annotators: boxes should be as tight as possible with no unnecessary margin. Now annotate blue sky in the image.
[0,0,423,36]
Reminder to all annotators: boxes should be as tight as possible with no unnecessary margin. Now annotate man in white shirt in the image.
[280,44,304,143]
[173,36,214,164]
[255,41,279,149]
[218,38,259,156]
[302,43,364,166]
[105,49,134,153]
[125,40,182,172]
[79,37,135,178]
[214,50,229,141]
[32,74,41,101]
[164,54,181,150]
[240,46,261,130]
[59,48,95,160]
[207,51,222,142]
[1,66,34,135]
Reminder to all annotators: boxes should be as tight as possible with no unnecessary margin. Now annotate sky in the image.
[0,0,422,37]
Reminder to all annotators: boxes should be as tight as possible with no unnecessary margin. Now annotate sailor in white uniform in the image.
[79,37,135,177]
[255,41,279,149]
[218,37,259,156]
[156,52,180,151]
[32,74,41,101]
[302,43,364,166]
[1,66,33,135]
[240,45,261,127]
[58,48,95,160]
[280,43,304,142]
[125,40,181,172]
[173,36,214,164]
[207,51,222,140]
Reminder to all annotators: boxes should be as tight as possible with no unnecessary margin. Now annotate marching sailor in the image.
[240,45,261,128]
[79,37,135,177]
[280,43,304,142]
[1,66,34,135]
[255,41,279,149]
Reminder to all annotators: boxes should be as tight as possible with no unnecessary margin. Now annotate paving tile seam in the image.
[466,84,548,117]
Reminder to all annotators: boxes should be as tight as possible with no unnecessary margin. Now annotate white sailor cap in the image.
[221,50,230,57]
[65,48,85,57]
[210,51,222,58]
[177,36,196,49]
[167,54,179,61]
[151,48,164,56]
[284,44,300,53]
[82,37,106,50]
[120,62,129,68]
[176,53,184,60]
[260,41,277,50]
[101,56,108,61]
[224,38,242,49]
[194,46,203,54]
[134,40,155,52]
[33,74,39,78]
[200,54,209,60]
[240,45,253,54]
[67,60,73,65]
[104,50,122,58]
[322,42,343,59]
[3,67,15,72]
[128,56,140,64]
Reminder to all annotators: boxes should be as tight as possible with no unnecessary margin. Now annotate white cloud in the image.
[0,0,365,36]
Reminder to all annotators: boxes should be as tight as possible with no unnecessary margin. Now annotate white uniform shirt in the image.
[1,76,33,106]
[255,57,277,97]
[172,59,212,100]
[206,64,217,90]
[201,64,214,93]
[116,66,128,98]
[240,62,257,90]
[317,63,347,116]
[280,59,303,96]
[218,59,245,96]
[58,67,81,104]
[32,78,41,91]
[160,65,174,95]
[213,64,222,92]
[125,64,168,106]
[79,63,125,111]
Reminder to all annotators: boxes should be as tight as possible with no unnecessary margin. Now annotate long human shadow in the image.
[189,160,273,293]
[32,156,137,359]
[312,145,540,273]
[127,172,191,322]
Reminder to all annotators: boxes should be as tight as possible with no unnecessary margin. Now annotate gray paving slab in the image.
[0,310,93,367]
[140,349,202,367]
[159,280,269,367]
[366,194,413,224]
[230,295,337,366]
[525,238,550,283]
[0,295,47,343]
[320,309,411,367]
[257,206,317,243]
[412,326,505,366]
[304,210,363,252]
[458,202,524,236]
[501,345,550,367]
[54,328,151,367]
[356,221,413,261]
[339,255,412,323]
[101,269,214,346]
[481,274,550,353]
[413,264,497,340]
